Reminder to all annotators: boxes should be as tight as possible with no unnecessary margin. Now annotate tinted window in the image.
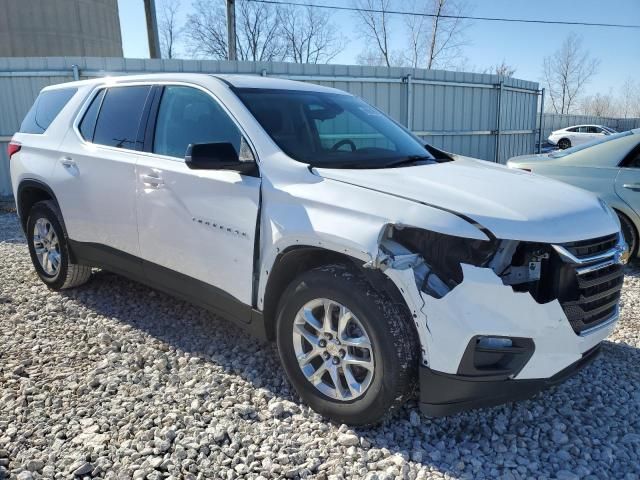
[567,127,579,132]
[587,126,600,133]
[625,146,640,168]
[153,86,241,159]
[93,86,151,149]
[236,89,432,168]
[19,88,77,134]
[79,89,106,141]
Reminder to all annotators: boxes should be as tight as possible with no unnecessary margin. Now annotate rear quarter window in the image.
[19,88,77,134]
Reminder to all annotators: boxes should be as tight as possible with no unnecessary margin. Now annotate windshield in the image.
[549,130,633,158]
[235,88,434,168]
[603,126,618,134]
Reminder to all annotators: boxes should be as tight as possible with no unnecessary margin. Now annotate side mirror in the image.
[185,142,256,174]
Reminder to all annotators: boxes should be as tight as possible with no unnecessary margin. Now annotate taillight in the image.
[7,141,21,158]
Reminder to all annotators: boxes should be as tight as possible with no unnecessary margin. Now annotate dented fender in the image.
[256,166,488,309]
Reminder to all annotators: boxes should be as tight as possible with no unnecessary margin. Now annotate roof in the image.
[42,72,348,95]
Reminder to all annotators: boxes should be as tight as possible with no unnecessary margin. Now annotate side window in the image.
[93,85,151,149]
[19,88,77,134]
[153,86,241,159]
[625,146,640,168]
[567,127,578,132]
[588,126,600,133]
[79,89,106,141]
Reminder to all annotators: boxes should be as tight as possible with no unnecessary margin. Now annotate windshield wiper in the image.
[382,155,435,168]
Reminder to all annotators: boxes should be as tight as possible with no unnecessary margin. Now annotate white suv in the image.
[9,74,627,425]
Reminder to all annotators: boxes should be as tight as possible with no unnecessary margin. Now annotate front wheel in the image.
[275,264,418,425]
[26,200,92,290]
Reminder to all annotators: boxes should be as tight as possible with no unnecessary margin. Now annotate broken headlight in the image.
[389,226,499,297]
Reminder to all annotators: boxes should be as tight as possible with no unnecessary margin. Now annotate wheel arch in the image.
[261,246,410,341]
[16,179,61,233]
[612,207,639,257]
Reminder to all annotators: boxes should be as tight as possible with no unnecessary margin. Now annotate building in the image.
[0,0,123,57]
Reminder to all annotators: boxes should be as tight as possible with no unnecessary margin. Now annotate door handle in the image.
[623,183,640,191]
[60,157,76,168]
[141,173,164,187]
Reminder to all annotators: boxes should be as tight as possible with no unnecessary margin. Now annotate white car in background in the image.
[548,124,617,150]
[508,129,640,259]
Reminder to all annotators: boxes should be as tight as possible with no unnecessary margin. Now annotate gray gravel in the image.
[1,209,639,479]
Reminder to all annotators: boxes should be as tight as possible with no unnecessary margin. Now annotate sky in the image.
[117,0,640,97]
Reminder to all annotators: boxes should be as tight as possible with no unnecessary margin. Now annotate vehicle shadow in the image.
[57,265,640,479]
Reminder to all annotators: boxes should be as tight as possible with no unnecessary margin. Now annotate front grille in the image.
[553,234,624,335]
[560,233,619,259]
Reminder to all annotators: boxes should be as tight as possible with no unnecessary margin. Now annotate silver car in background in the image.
[508,129,640,259]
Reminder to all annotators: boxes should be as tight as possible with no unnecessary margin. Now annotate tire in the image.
[617,211,638,262]
[26,200,92,290]
[275,264,418,426]
[558,138,571,150]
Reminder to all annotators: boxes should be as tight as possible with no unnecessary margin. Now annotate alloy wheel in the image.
[292,298,375,401]
[32,218,61,276]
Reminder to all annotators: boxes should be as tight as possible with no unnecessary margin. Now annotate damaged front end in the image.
[367,224,626,416]
[367,224,499,299]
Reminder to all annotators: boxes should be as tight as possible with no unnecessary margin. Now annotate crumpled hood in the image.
[314,156,620,243]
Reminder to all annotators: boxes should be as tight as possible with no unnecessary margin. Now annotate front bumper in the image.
[419,344,601,416]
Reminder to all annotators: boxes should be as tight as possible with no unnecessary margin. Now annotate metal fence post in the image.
[494,81,503,163]
[404,74,413,130]
[537,88,545,154]
[71,64,80,81]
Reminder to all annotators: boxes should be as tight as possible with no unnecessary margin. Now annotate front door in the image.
[135,85,261,315]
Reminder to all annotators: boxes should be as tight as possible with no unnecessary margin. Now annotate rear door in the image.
[586,126,606,142]
[53,84,153,257]
[135,84,261,314]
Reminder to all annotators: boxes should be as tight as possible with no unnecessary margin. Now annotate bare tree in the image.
[491,60,516,77]
[618,78,640,119]
[353,0,393,67]
[581,92,615,117]
[280,4,344,64]
[236,0,285,61]
[542,33,600,114]
[185,0,284,61]
[404,0,469,69]
[158,0,182,59]
[185,0,228,59]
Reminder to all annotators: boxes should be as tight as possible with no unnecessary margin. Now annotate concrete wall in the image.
[0,57,542,197]
[0,0,123,57]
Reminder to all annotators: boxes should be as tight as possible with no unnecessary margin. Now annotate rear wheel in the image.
[558,138,571,150]
[275,264,418,426]
[26,201,92,290]
[617,211,638,262]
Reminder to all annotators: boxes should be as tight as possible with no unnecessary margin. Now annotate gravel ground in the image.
[1,210,639,480]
